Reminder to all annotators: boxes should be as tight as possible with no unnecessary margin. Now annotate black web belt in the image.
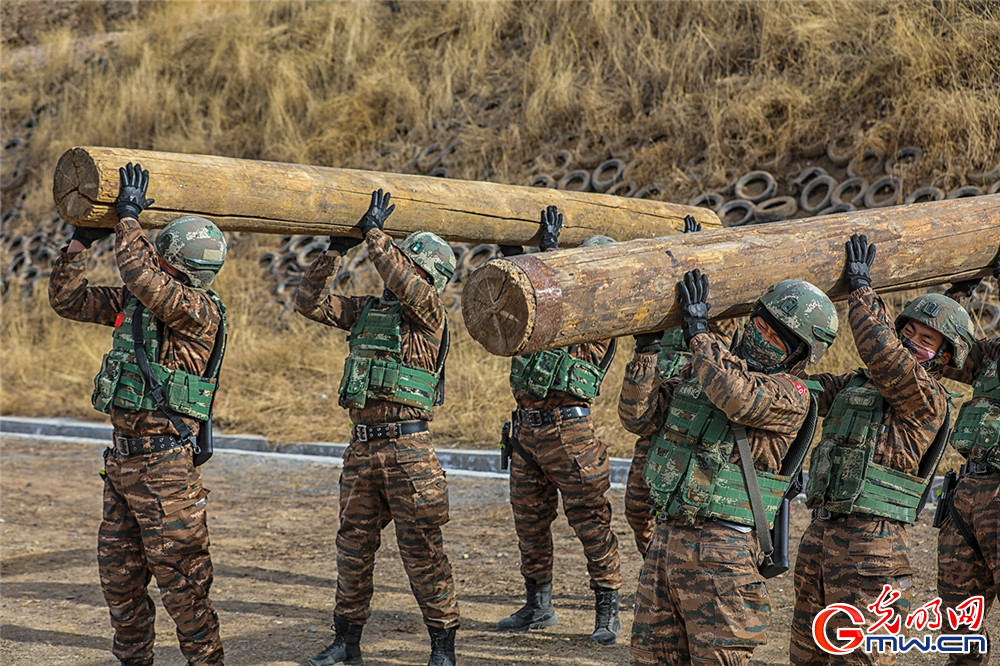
[113,433,187,457]
[353,420,428,442]
[517,405,590,427]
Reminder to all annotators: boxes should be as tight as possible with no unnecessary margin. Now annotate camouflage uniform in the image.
[626,322,741,556]
[509,340,622,592]
[294,227,459,631]
[937,337,1000,665]
[619,329,812,665]
[790,286,949,666]
[49,218,224,665]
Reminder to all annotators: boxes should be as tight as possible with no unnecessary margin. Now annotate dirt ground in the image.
[1,437,995,665]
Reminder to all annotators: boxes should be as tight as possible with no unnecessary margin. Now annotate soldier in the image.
[620,267,838,665]
[935,250,1000,665]
[494,206,623,645]
[49,163,228,665]
[295,189,459,666]
[790,234,972,665]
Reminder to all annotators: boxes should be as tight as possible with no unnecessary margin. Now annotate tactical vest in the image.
[804,373,934,523]
[92,293,226,420]
[509,341,616,402]
[657,328,690,379]
[338,300,445,411]
[950,356,1000,471]
[642,375,813,528]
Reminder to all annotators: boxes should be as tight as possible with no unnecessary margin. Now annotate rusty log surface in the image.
[461,196,1000,356]
[52,146,721,246]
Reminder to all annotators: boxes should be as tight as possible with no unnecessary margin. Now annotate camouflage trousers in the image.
[937,471,999,665]
[335,430,459,630]
[509,413,622,590]
[626,435,654,557]
[631,519,770,666]
[98,443,222,665]
[790,515,914,665]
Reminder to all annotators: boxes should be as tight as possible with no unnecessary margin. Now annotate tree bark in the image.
[52,146,721,246]
[461,196,1000,356]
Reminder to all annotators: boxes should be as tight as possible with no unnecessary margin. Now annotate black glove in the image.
[498,245,523,258]
[683,214,701,234]
[69,224,113,249]
[539,205,562,251]
[678,268,710,345]
[945,278,981,299]
[633,331,662,354]
[328,235,362,255]
[844,233,877,292]
[115,162,155,220]
[358,188,394,234]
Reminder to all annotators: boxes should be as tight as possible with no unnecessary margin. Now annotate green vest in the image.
[338,300,445,411]
[642,375,813,528]
[804,373,934,523]
[657,328,690,379]
[509,341,615,402]
[950,356,1000,470]
[92,293,226,420]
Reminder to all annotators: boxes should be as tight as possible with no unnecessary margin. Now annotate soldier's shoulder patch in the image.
[791,379,808,395]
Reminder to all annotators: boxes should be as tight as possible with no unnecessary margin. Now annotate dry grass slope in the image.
[2,1,996,464]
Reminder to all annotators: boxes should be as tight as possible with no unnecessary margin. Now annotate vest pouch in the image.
[565,359,601,400]
[339,356,372,409]
[678,450,722,513]
[161,368,214,420]
[524,350,562,398]
[826,445,870,513]
[93,349,128,414]
[643,439,691,510]
[804,438,834,508]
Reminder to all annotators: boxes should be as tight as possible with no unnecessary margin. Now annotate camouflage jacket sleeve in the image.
[293,248,369,330]
[618,350,678,436]
[710,317,741,347]
[847,286,947,427]
[943,337,1000,386]
[115,218,221,339]
[366,228,446,334]
[689,332,810,435]
[48,246,127,326]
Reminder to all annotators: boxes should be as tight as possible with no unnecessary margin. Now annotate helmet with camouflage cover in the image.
[754,279,839,365]
[895,293,974,369]
[579,235,615,247]
[398,231,456,293]
[154,216,227,288]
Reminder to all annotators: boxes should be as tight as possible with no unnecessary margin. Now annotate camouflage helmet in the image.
[398,231,456,293]
[579,235,615,247]
[154,216,227,288]
[895,293,974,369]
[754,279,839,365]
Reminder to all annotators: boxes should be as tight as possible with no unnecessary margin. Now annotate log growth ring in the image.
[53,147,100,223]
[461,259,536,356]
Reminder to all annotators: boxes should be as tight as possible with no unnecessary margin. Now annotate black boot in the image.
[495,580,558,631]
[590,588,621,645]
[427,625,457,666]
[307,616,364,666]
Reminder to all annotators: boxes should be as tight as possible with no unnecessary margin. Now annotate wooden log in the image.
[52,146,721,246]
[461,196,1000,356]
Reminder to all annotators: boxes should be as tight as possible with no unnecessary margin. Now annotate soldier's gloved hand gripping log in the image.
[844,232,877,292]
[357,188,395,234]
[678,268,711,345]
[115,162,155,221]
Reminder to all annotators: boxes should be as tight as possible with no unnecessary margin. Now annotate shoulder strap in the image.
[132,304,195,444]
[599,338,617,371]
[733,424,773,557]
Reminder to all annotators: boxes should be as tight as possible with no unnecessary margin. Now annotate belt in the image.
[966,461,998,475]
[517,405,590,427]
[353,420,428,442]
[113,434,188,457]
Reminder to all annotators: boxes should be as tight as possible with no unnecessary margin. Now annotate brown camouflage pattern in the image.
[294,228,447,424]
[49,218,224,664]
[511,340,612,409]
[792,286,948,665]
[619,324,809,664]
[335,430,459,629]
[938,338,1000,665]
[49,218,223,438]
[790,516,914,665]
[99,445,221,664]
[508,411,622,590]
[630,521,770,666]
[625,320,741,556]
[937,473,999,665]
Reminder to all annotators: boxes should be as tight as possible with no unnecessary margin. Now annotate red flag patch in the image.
[114,313,125,327]
[792,380,807,395]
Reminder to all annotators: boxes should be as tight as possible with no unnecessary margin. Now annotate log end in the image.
[53,147,100,224]
[461,259,535,356]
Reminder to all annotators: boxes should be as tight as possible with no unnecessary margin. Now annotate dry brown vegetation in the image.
[2,1,997,462]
